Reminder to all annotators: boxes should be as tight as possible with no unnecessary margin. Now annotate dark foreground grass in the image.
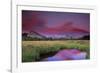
[22,40,90,62]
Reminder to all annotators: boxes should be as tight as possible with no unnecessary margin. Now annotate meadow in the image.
[22,40,90,62]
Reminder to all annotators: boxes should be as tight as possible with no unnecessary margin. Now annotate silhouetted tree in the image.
[22,33,28,37]
[81,35,90,40]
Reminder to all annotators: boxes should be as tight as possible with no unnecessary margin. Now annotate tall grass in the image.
[22,40,90,62]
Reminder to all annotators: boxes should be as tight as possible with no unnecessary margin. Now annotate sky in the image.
[22,10,90,38]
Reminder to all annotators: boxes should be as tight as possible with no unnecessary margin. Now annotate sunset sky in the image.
[22,10,90,38]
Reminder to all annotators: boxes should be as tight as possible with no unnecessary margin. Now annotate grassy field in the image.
[22,40,90,62]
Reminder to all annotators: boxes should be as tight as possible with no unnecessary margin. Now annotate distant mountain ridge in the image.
[22,30,89,40]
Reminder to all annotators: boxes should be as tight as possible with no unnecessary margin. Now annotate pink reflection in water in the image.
[43,49,87,61]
